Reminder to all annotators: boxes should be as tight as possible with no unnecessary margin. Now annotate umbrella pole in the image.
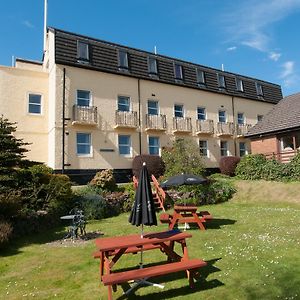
[140,224,144,269]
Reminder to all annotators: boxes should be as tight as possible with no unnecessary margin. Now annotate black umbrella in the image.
[129,162,157,231]
[160,173,207,189]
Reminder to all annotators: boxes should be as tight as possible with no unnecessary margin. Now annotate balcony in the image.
[216,122,234,136]
[236,124,252,137]
[195,119,214,135]
[173,117,192,133]
[115,111,138,129]
[72,105,98,125]
[145,114,167,131]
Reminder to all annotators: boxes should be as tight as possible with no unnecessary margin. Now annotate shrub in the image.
[132,155,165,178]
[162,138,205,177]
[0,220,13,248]
[0,190,22,220]
[207,180,236,204]
[90,169,117,191]
[235,154,267,180]
[118,183,135,212]
[75,192,108,220]
[260,159,286,181]
[219,156,240,176]
[289,152,300,180]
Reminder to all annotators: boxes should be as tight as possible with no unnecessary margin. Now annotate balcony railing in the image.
[115,110,138,128]
[195,119,214,135]
[265,149,299,163]
[216,122,235,136]
[72,105,98,125]
[145,114,167,131]
[173,117,192,133]
[236,124,252,137]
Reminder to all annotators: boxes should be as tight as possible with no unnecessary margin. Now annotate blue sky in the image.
[1,0,300,96]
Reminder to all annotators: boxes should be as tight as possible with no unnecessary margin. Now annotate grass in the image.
[1,180,300,300]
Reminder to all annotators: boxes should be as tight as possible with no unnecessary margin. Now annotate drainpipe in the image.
[138,79,142,155]
[62,68,66,174]
[231,96,237,156]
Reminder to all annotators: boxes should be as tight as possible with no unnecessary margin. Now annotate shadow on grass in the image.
[116,258,223,299]
[183,218,236,231]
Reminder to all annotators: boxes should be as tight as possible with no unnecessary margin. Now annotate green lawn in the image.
[1,180,300,300]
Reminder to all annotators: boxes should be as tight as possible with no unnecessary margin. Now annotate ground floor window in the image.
[118,135,131,156]
[199,140,208,157]
[239,142,247,157]
[148,136,160,155]
[280,133,300,151]
[77,132,91,156]
[220,141,228,156]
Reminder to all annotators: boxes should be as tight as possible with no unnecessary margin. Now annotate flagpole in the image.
[43,0,48,53]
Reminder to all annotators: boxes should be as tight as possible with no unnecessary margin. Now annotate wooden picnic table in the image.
[94,230,207,299]
[161,205,212,231]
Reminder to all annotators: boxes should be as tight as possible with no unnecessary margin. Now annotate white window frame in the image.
[196,68,205,85]
[218,74,226,88]
[199,140,209,157]
[239,142,247,157]
[236,78,244,92]
[218,110,227,123]
[237,112,245,125]
[118,134,132,157]
[174,104,184,118]
[197,107,206,120]
[77,41,89,61]
[28,93,42,115]
[220,140,229,157]
[147,100,159,115]
[256,82,264,96]
[76,132,92,157]
[117,95,131,112]
[76,90,92,107]
[118,50,129,69]
[174,64,183,80]
[148,136,160,155]
[148,56,158,75]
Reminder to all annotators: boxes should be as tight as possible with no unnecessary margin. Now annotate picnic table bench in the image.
[160,205,212,230]
[94,230,207,299]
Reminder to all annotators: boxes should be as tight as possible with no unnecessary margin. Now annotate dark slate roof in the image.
[247,92,300,137]
[50,27,283,105]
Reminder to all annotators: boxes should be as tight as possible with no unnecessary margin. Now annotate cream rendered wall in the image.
[0,65,48,163]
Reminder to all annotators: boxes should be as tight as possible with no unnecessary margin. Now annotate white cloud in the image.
[226,46,237,51]
[22,20,34,29]
[222,0,300,54]
[280,61,294,78]
[269,52,281,61]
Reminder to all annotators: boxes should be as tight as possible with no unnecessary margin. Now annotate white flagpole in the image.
[43,0,48,53]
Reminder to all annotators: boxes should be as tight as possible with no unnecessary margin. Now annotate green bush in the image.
[90,169,117,191]
[0,220,13,248]
[235,154,267,180]
[0,190,22,220]
[118,183,135,212]
[162,138,205,177]
[289,152,300,180]
[260,159,286,181]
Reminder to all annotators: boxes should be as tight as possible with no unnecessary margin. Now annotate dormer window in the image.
[148,56,158,75]
[256,82,264,96]
[77,41,89,61]
[174,64,183,80]
[218,74,226,88]
[118,50,129,70]
[236,78,244,92]
[196,68,205,85]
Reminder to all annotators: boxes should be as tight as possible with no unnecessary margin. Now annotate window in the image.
[118,50,128,70]
[174,104,184,118]
[256,82,264,96]
[28,94,42,114]
[77,41,89,61]
[220,141,228,157]
[118,96,130,111]
[148,57,158,75]
[148,136,160,155]
[77,90,91,107]
[236,78,244,92]
[197,107,206,120]
[148,100,159,115]
[77,133,91,156]
[196,68,205,85]
[218,110,226,123]
[218,74,226,88]
[237,113,245,125]
[199,140,208,157]
[239,142,247,157]
[118,135,131,156]
[174,64,183,80]
[257,115,264,122]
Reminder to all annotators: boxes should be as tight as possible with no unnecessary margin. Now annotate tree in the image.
[0,115,28,189]
[161,138,205,177]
